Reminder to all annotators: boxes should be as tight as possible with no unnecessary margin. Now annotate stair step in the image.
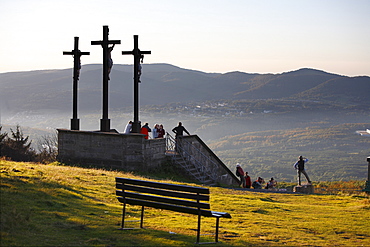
[206,183,217,186]
[189,170,202,175]
[172,156,184,160]
[202,179,213,184]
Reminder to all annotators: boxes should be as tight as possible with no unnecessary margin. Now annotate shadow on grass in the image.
[58,161,200,185]
[0,175,238,246]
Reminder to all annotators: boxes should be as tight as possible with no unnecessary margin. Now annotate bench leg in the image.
[195,216,221,244]
[121,203,126,229]
[196,214,201,244]
[215,217,220,243]
[140,206,144,228]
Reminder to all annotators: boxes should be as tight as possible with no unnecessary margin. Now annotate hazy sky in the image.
[1,0,369,76]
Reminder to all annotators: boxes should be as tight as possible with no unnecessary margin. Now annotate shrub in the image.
[0,125,36,162]
[35,132,58,163]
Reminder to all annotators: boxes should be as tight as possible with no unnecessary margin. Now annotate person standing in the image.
[235,163,246,188]
[157,124,165,138]
[245,172,252,188]
[172,122,190,152]
[124,121,132,134]
[172,122,190,138]
[293,156,312,185]
[140,123,151,139]
[152,124,159,139]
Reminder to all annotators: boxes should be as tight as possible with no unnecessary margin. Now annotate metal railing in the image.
[166,132,221,185]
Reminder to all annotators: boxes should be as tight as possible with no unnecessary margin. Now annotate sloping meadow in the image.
[1,160,369,246]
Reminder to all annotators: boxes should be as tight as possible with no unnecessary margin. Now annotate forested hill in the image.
[0,64,369,114]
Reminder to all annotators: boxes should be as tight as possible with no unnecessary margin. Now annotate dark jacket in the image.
[172,126,190,137]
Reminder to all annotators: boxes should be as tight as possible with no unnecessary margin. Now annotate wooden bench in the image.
[116,177,231,244]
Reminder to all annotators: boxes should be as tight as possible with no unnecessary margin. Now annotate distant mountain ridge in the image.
[0,64,369,115]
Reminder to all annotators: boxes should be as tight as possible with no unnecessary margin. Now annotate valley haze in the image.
[1,64,369,183]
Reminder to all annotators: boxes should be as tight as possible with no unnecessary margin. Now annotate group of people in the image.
[124,121,192,141]
[236,164,249,188]
[236,164,278,190]
[251,177,277,190]
[144,123,166,139]
[236,155,311,189]
[124,121,166,139]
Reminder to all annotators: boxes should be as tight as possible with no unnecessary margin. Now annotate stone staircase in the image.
[166,133,239,187]
[170,153,216,186]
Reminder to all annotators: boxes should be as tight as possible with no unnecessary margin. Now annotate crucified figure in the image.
[138,54,144,82]
[106,44,115,80]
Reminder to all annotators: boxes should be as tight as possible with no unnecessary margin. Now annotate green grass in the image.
[1,159,369,246]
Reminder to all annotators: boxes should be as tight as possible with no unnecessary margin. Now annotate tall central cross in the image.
[91,25,121,132]
[122,35,151,133]
[63,36,90,131]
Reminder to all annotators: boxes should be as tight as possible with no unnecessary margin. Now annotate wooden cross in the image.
[122,35,151,133]
[63,36,90,130]
[91,26,121,132]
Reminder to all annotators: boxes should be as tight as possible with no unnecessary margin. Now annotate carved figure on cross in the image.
[74,52,82,80]
[63,37,90,80]
[138,54,144,82]
[106,44,115,80]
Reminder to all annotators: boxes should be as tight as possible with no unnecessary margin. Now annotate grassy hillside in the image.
[1,160,369,246]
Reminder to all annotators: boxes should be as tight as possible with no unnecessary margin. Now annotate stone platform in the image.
[293,184,315,194]
[57,129,166,171]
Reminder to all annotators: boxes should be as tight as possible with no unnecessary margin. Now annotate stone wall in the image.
[57,129,166,171]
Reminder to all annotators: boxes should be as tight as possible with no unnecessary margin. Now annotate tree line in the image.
[0,125,57,163]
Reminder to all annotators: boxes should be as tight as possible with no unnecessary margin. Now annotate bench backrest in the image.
[116,177,214,216]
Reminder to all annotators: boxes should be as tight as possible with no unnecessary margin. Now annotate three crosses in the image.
[63,26,151,132]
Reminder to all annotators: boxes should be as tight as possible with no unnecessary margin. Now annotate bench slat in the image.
[116,183,210,201]
[116,191,211,209]
[116,177,210,194]
[117,197,231,218]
